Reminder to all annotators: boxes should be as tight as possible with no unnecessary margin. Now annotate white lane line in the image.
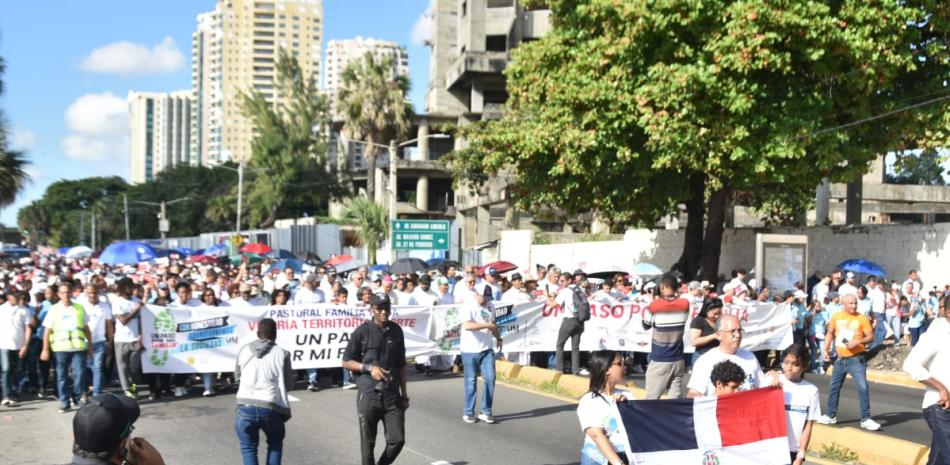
[288,394,300,402]
[402,445,449,464]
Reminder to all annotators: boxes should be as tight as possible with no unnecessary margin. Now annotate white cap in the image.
[846,271,855,279]
[793,290,808,299]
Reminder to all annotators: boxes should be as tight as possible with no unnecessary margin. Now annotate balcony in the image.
[446,51,510,90]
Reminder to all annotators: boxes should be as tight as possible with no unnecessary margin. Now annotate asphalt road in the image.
[0,370,932,465]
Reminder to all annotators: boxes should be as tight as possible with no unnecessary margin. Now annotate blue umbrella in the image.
[175,247,197,257]
[268,258,305,274]
[98,241,158,265]
[57,247,70,255]
[632,263,663,276]
[369,264,390,273]
[155,248,173,258]
[267,249,296,259]
[838,259,886,277]
[202,243,229,257]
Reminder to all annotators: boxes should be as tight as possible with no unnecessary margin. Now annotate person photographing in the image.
[342,295,408,465]
[64,393,165,465]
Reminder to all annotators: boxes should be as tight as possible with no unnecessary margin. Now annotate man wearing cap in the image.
[483,267,503,301]
[460,283,502,423]
[320,267,339,298]
[235,318,294,465]
[501,273,530,304]
[837,272,858,297]
[342,295,409,465]
[41,283,94,412]
[67,393,165,465]
[436,277,455,305]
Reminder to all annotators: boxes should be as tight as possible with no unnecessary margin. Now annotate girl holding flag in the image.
[576,350,631,465]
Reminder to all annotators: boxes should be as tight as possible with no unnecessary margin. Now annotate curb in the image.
[495,360,930,465]
[824,367,923,390]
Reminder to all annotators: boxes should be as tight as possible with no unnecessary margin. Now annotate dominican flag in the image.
[615,388,790,465]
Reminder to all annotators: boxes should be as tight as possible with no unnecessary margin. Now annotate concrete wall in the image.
[497,224,950,289]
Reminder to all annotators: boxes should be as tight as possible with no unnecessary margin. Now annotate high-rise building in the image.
[191,0,323,165]
[426,0,551,247]
[129,91,193,184]
[324,36,408,112]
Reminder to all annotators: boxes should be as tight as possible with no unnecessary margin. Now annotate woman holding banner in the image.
[576,350,631,465]
[689,298,723,365]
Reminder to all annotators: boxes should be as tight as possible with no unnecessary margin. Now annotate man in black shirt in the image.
[342,294,409,465]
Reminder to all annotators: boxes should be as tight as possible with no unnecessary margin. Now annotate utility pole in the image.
[79,211,85,246]
[236,160,244,235]
[160,200,168,246]
[90,210,96,250]
[389,139,398,265]
[123,194,130,241]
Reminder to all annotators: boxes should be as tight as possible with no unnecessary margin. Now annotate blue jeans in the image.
[923,404,950,465]
[887,315,902,343]
[910,326,925,347]
[462,349,496,417]
[202,373,215,391]
[82,341,108,395]
[306,369,318,385]
[0,349,24,399]
[54,350,87,408]
[826,355,871,420]
[236,405,286,465]
[871,315,887,349]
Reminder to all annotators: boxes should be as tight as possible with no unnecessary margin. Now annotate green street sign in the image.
[391,219,450,251]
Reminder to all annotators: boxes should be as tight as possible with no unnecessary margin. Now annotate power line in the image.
[806,92,950,138]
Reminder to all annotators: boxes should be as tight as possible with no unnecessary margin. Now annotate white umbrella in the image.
[65,246,93,259]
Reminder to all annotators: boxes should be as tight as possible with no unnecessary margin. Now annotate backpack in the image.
[572,285,591,322]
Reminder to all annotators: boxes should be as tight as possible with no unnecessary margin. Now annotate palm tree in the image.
[342,197,389,265]
[0,55,30,207]
[337,52,414,200]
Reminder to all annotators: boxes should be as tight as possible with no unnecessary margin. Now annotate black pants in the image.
[555,318,584,374]
[357,390,405,465]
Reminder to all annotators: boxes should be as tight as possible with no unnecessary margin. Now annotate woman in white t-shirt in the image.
[576,350,632,465]
[780,343,821,465]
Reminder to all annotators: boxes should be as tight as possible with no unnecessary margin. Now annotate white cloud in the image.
[80,37,185,75]
[60,92,129,162]
[410,10,432,46]
[10,128,36,150]
[24,166,42,182]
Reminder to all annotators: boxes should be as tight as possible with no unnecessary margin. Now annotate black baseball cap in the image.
[511,273,523,281]
[419,274,432,284]
[73,393,140,455]
[370,294,391,309]
[573,268,586,276]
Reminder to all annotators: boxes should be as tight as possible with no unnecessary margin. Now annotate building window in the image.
[461,1,466,17]
[485,35,507,52]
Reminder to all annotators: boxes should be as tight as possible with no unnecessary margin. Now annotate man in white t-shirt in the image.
[408,275,439,306]
[687,314,773,397]
[0,288,31,405]
[111,278,143,398]
[903,300,950,465]
[460,283,501,424]
[812,275,831,304]
[837,272,858,297]
[453,273,477,305]
[903,269,923,296]
[345,273,366,306]
[501,273,531,304]
[866,278,887,349]
[293,275,325,305]
[78,284,112,396]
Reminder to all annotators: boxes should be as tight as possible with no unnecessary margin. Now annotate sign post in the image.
[391,220,450,251]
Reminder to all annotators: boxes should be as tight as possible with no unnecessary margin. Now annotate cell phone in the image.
[120,437,137,465]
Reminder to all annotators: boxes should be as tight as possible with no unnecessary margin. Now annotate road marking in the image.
[430,462,452,465]
[288,394,300,402]
[402,445,446,464]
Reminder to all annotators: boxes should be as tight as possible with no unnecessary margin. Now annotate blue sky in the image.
[0,0,431,226]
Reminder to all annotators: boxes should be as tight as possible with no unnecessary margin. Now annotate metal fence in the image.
[155,223,342,258]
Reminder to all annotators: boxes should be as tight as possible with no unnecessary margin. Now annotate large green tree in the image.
[337,53,414,200]
[342,197,388,264]
[447,0,950,280]
[238,50,341,228]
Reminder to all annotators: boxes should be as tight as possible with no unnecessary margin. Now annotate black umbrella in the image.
[426,259,461,271]
[391,257,429,275]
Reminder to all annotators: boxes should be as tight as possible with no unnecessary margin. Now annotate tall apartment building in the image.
[129,91,193,184]
[426,0,551,248]
[191,0,323,165]
[324,36,409,112]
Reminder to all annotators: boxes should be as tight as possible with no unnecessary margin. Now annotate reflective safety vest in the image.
[49,303,88,352]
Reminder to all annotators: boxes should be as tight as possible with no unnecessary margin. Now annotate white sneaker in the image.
[860,418,882,431]
[202,389,216,397]
[578,368,590,376]
[477,413,495,424]
[462,415,476,423]
[341,383,357,390]
[816,415,837,425]
[1,398,10,406]
[174,386,186,397]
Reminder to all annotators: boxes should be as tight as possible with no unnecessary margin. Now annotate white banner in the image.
[141,298,792,373]
[141,304,435,373]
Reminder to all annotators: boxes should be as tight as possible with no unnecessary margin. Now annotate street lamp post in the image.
[217,161,265,237]
[132,197,189,248]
